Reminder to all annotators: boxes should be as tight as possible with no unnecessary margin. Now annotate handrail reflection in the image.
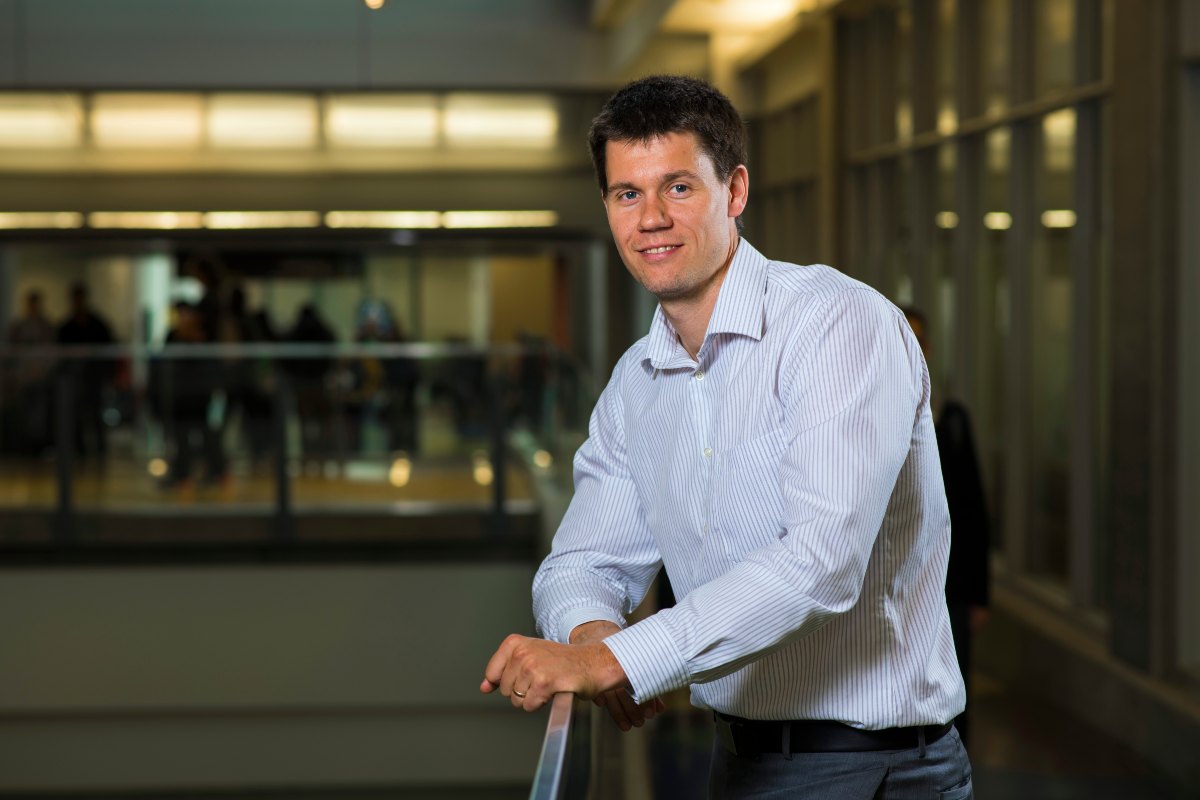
[530,692,589,800]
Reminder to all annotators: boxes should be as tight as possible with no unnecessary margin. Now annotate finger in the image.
[600,690,634,732]
[484,634,523,688]
[615,688,648,728]
[480,677,499,694]
[510,677,530,708]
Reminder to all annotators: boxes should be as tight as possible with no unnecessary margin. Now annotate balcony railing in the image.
[0,341,592,560]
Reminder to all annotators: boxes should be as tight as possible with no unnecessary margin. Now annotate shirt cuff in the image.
[556,607,626,645]
[601,615,690,702]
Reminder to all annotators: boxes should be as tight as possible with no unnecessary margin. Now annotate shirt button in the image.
[694,369,705,381]
[703,447,713,458]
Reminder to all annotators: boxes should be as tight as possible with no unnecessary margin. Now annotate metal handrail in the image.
[529,692,580,800]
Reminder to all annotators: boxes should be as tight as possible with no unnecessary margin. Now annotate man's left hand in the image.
[480,634,627,712]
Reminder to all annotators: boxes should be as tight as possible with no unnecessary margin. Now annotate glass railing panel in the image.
[0,342,597,551]
[0,352,59,534]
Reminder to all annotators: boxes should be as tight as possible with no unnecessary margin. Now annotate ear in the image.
[727,165,749,218]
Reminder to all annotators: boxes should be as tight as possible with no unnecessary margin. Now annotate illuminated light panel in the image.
[1041,209,1077,228]
[325,211,442,229]
[365,0,384,7]
[0,94,83,148]
[203,211,320,229]
[442,210,558,229]
[208,94,318,149]
[88,211,204,230]
[935,211,959,230]
[0,212,83,230]
[663,0,809,31]
[92,94,204,148]
[388,457,412,488]
[983,212,1013,231]
[326,95,438,147]
[443,94,558,148]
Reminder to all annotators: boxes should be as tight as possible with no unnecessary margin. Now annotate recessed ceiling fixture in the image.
[364,0,384,9]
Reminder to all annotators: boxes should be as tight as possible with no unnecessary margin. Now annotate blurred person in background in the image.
[6,289,55,454]
[56,282,115,461]
[227,286,276,467]
[151,301,227,491]
[286,303,336,465]
[903,306,991,747]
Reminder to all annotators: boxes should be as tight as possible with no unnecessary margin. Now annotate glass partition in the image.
[0,340,593,554]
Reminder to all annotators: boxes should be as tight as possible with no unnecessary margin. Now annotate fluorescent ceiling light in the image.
[326,95,438,147]
[1041,209,1077,228]
[0,94,83,148]
[92,94,204,148]
[663,0,805,31]
[442,210,558,229]
[325,211,442,229]
[983,211,1013,231]
[88,211,204,229]
[203,211,320,229]
[208,95,318,149]
[443,94,558,148]
[0,212,83,229]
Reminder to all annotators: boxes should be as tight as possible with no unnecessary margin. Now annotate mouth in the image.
[637,244,681,255]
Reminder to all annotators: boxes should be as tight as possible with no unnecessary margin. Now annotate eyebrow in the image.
[606,169,703,199]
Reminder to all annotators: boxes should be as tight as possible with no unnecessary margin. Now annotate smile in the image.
[639,245,680,254]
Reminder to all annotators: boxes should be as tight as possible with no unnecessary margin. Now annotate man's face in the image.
[602,132,748,303]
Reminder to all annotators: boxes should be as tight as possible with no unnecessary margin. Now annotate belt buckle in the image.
[714,714,742,756]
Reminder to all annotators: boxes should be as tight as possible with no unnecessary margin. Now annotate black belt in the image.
[714,712,954,756]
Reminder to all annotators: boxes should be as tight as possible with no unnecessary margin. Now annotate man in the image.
[57,282,116,459]
[7,290,56,454]
[482,76,972,798]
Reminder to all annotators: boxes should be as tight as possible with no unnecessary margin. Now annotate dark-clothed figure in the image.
[152,302,227,488]
[482,76,973,800]
[227,287,276,466]
[904,307,991,747]
[57,282,116,460]
[6,290,56,453]
[286,304,336,462]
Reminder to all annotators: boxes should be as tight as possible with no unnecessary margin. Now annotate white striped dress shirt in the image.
[533,239,965,728]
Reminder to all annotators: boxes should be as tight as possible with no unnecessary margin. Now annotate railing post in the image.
[490,369,508,538]
[272,370,294,543]
[54,370,75,543]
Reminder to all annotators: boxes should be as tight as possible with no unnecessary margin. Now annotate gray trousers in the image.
[708,725,973,799]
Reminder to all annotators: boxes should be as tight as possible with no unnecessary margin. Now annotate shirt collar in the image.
[643,238,769,370]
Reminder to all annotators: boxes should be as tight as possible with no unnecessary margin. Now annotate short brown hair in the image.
[587,75,748,193]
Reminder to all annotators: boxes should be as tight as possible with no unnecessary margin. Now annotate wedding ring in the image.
[513,688,527,698]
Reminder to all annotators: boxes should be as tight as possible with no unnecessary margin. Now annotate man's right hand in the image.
[569,620,666,732]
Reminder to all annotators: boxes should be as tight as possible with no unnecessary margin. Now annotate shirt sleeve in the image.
[532,351,663,645]
[602,289,924,702]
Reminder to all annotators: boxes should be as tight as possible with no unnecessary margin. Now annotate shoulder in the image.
[764,260,904,336]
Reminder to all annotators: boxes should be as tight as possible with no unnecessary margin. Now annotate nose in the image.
[639,194,670,231]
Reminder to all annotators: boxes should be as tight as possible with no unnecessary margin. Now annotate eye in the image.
[668,183,689,195]
[617,190,638,202]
